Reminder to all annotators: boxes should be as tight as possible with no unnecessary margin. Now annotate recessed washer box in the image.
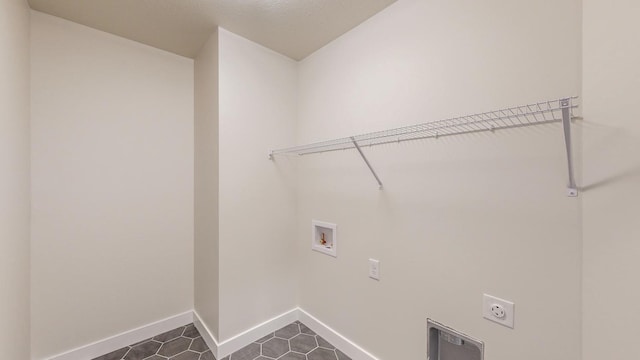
[311,220,337,257]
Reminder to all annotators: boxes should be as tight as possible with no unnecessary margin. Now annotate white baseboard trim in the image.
[298,308,380,360]
[45,311,193,360]
[192,310,219,356]
[47,308,378,360]
[193,308,299,359]
[217,308,299,358]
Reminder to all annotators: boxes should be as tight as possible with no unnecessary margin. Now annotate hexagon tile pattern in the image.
[92,324,214,360]
[93,321,351,360]
[226,321,351,360]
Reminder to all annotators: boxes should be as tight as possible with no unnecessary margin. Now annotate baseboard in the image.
[46,311,194,360]
[217,308,299,358]
[298,308,380,360]
[195,307,378,360]
[47,308,378,360]
[192,310,219,356]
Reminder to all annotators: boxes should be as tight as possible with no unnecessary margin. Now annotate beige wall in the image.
[30,11,194,359]
[194,29,220,339]
[217,28,298,341]
[0,0,31,358]
[582,1,640,359]
[296,0,582,359]
[19,2,640,359]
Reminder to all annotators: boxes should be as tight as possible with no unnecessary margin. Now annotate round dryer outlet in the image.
[490,304,506,319]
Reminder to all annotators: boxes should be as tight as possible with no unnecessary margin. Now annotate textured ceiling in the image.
[27,0,397,60]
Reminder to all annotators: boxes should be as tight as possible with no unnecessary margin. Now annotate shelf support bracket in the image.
[560,98,578,197]
[351,137,383,190]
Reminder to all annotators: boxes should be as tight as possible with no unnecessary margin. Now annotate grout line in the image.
[122,347,132,360]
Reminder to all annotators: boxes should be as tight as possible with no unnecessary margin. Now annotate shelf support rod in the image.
[351,137,383,190]
[560,98,578,197]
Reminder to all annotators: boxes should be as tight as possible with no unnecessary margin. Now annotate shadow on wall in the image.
[581,166,640,192]
[580,119,640,192]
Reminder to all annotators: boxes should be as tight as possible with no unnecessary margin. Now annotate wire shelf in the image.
[270,97,578,157]
[269,97,579,196]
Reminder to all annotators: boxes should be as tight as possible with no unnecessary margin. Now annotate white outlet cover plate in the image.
[483,294,515,329]
[368,258,380,280]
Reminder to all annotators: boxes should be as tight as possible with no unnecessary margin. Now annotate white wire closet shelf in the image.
[270,97,579,196]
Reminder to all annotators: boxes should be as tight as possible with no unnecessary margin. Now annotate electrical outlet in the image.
[369,259,380,280]
[483,294,515,328]
[490,304,506,318]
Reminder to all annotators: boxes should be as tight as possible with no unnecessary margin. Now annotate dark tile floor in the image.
[92,323,213,360]
[226,321,351,360]
[93,321,351,360]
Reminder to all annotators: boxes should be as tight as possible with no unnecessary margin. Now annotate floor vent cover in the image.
[427,319,484,360]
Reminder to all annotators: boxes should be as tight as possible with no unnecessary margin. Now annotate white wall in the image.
[30,11,194,359]
[194,29,220,339]
[0,0,31,358]
[296,1,581,359]
[582,1,640,359]
[24,2,640,359]
[217,28,298,341]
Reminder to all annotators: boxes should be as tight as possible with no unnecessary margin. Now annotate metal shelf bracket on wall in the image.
[351,137,383,190]
[560,98,578,197]
[269,97,580,196]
